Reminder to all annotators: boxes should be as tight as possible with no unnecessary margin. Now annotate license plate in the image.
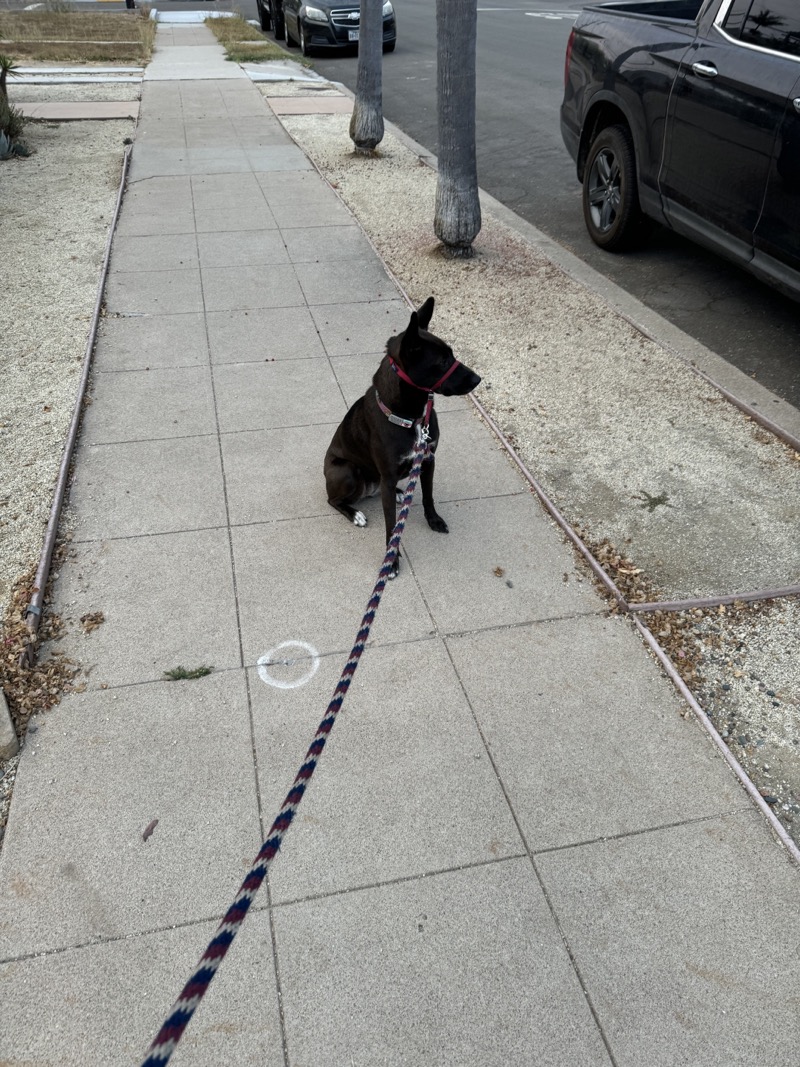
[348,29,359,40]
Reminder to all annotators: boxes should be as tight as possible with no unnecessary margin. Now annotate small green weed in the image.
[163,665,215,681]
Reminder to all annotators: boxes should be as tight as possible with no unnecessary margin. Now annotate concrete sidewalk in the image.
[0,23,798,1067]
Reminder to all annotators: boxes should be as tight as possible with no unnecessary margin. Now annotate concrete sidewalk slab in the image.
[0,912,284,1067]
[212,357,343,431]
[447,615,747,850]
[109,232,200,273]
[83,365,216,443]
[403,494,600,633]
[537,812,800,1065]
[282,222,373,262]
[221,422,338,525]
[271,860,612,1066]
[50,529,241,688]
[205,305,326,363]
[252,642,525,900]
[145,43,244,81]
[105,267,205,316]
[307,298,411,355]
[69,435,226,541]
[230,516,438,661]
[196,228,290,268]
[95,313,210,371]
[0,674,260,957]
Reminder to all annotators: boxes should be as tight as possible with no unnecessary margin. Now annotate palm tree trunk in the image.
[349,0,384,154]
[434,0,481,256]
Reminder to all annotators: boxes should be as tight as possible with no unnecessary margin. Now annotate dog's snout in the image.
[441,366,481,396]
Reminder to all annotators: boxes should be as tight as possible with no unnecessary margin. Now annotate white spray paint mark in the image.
[258,641,320,690]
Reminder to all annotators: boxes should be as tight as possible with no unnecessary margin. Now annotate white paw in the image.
[353,511,367,527]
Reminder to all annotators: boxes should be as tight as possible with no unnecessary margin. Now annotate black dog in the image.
[324,297,481,575]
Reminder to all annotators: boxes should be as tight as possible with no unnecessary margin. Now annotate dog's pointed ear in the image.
[400,311,420,358]
[417,297,435,330]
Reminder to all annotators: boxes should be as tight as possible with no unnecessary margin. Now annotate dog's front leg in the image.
[380,478,402,578]
[420,455,449,534]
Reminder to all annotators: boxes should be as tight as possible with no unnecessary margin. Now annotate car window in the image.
[722,1,800,58]
[721,0,753,38]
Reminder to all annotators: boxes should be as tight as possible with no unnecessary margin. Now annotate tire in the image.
[299,22,312,56]
[582,124,644,252]
[383,40,396,53]
[273,4,285,41]
[257,0,271,32]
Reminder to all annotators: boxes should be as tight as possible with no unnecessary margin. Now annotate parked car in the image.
[257,0,397,56]
[560,0,800,301]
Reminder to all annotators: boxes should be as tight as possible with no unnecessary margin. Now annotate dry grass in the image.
[205,14,311,65]
[0,11,156,63]
[0,558,81,739]
[205,13,269,45]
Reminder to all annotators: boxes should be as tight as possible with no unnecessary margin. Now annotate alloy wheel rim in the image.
[587,148,621,233]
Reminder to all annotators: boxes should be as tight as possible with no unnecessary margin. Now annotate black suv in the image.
[257,0,396,56]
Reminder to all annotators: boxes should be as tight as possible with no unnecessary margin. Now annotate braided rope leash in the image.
[141,398,433,1067]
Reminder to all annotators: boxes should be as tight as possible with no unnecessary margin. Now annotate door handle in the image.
[793,97,800,114]
[691,61,718,78]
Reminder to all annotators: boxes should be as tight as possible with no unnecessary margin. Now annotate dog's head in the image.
[387,297,481,396]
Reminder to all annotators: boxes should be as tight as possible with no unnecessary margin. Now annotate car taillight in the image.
[564,27,575,89]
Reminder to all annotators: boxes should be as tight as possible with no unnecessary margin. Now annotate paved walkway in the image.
[1,23,798,1067]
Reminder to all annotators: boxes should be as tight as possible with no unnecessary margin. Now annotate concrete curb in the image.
[0,689,19,761]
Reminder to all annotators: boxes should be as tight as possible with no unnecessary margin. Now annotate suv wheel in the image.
[582,124,644,252]
[257,0,271,31]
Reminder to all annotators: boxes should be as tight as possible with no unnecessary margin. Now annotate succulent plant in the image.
[0,98,25,144]
[0,54,19,105]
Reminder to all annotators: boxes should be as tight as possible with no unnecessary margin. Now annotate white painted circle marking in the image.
[258,641,320,690]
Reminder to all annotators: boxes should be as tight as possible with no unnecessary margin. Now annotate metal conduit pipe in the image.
[628,586,800,614]
[20,145,132,667]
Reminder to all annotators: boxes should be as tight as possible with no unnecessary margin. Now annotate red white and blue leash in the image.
[141,395,434,1066]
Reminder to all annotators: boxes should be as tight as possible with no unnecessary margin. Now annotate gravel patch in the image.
[1,108,131,846]
[9,83,142,104]
[693,597,800,829]
[0,115,131,611]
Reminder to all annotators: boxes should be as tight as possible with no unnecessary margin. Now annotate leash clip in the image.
[416,421,432,447]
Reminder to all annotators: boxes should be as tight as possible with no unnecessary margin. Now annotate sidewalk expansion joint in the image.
[265,852,529,913]
[71,522,229,546]
[530,806,759,858]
